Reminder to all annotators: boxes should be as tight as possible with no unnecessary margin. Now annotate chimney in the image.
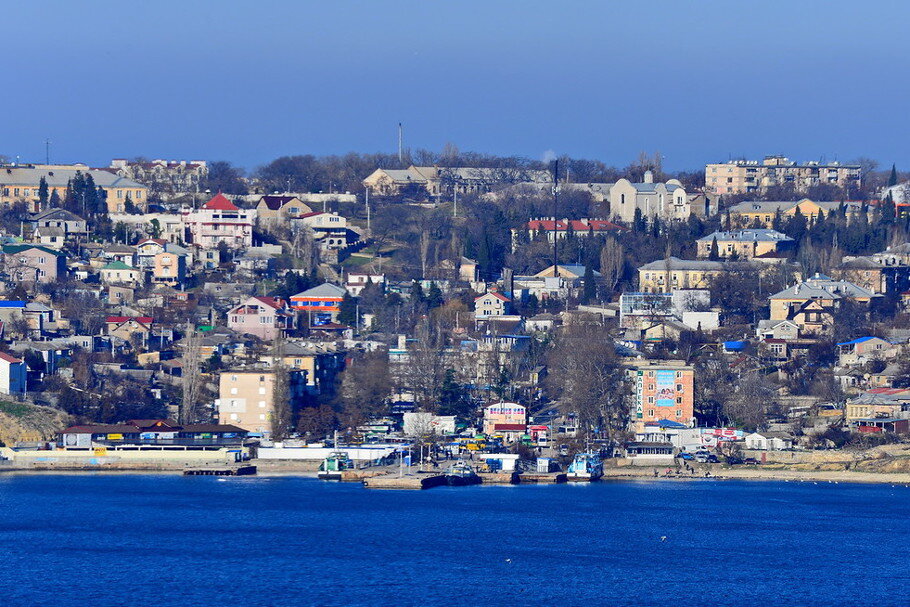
[644,170,654,184]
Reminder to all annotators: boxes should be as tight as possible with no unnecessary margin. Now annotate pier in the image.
[363,473,447,489]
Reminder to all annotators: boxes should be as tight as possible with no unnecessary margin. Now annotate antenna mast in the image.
[398,123,403,164]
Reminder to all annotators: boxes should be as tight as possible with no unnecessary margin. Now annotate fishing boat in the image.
[444,460,482,486]
[566,453,603,481]
[318,451,353,480]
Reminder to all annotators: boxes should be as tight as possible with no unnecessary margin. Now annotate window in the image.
[259,414,266,421]
[676,397,682,404]
[258,401,266,408]
[648,410,654,417]
[676,409,682,417]
[676,384,683,392]
[259,387,266,395]
[648,396,654,404]
[230,387,238,395]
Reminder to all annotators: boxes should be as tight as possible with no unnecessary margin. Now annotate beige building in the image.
[768,274,879,335]
[216,369,306,436]
[255,195,313,227]
[152,251,187,285]
[706,156,861,195]
[0,164,149,212]
[637,257,761,293]
[100,261,142,287]
[608,171,689,222]
[363,165,550,198]
[696,229,794,259]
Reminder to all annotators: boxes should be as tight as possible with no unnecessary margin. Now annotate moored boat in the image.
[566,453,603,481]
[444,460,482,486]
[318,451,353,480]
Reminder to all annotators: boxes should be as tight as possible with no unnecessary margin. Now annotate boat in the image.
[444,460,482,486]
[566,453,603,481]
[318,451,353,480]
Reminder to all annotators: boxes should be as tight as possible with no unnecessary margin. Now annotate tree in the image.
[708,236,720,260]
[180,322,203,424]
[581,263,596,304]
[270,336,293,440]
[888,163,899,188]
[338,350,391,426]
[37,177,49,208]
[203,161,248,194]
[545,318,628,441]
[598,237,624,294]
[437,369,472,419]
[337,292,358,327]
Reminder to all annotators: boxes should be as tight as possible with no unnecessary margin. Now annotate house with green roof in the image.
[100,260,142,287]
[2,244,66,284]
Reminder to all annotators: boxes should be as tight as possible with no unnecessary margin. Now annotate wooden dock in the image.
[183,465,257,476]
[363,473,447,490]
[518,472,567,484]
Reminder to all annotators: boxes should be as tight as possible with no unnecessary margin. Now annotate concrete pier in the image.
[363,473,447,489]
[518,472,567,483]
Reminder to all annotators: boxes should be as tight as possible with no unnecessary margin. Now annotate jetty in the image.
[518,472,567,483]
[183,465,257,476]
[363,473,447,489]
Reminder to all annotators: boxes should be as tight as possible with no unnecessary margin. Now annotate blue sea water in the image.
[0,475,908,606]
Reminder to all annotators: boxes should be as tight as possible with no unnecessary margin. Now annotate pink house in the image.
[227,296,295,341]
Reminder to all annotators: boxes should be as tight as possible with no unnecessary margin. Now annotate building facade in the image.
[608,172,689,222]
[216,369,306,436]
[631,361,695,428]
[705,156,861,195]
[182,194,254,249]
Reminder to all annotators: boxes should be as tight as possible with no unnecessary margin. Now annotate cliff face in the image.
[0,402,70,446]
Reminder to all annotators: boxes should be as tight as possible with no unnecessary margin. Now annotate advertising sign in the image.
[655,370,676,407]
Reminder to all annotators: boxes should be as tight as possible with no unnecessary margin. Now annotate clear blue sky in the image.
[5,1,909,172]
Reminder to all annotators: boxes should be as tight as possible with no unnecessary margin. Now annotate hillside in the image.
[0,401,70,446]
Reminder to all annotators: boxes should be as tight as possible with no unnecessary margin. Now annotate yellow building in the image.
[0,164,149,212]
[637,257,746,293]
[216,369,306,436]
[696,229,794,259]
[727,198,860,228]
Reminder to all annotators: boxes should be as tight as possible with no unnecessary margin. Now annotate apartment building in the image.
[182,193,254,249]
[216,369,306,436]
[0,164,148,212]
[696,229,794,259]
[727,198,860,228]
[630,360,695,429]
[706,156,861,195]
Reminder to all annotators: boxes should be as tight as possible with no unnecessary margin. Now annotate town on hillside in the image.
[1,152,910,477]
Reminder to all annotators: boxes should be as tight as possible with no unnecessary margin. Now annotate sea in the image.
[0,474,908,606]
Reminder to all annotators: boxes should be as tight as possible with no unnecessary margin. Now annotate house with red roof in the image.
[106,316,154,343]
[227,296,296,341]
[0,352,26,395]
[182,193,254,249]
[474,291,511,319]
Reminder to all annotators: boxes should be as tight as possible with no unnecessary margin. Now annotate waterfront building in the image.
[630,360,695,428]
[482,402,527,441]
[215,369,307,436]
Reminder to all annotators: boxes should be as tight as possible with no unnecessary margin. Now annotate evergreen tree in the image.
[49,189,61,208]
[438,369,472,419]
[337,292,358,327]
[581,263,596,304]
[426,283,444,309]
[889,164,899,187]
[633,208,647,233]
[411,280,426,305]
[37,177,49,208]
[708,236,720,261]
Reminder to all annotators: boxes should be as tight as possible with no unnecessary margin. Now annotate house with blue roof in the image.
[836,336,897,366]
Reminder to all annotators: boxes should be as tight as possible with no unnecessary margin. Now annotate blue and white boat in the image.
[566,453,603,481]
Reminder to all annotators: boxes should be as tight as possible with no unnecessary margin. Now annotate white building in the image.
[609,171,689,222]
[182,193,254,249]
[0,352,27,395]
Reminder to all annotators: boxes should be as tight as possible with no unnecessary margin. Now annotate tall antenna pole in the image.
[552,158,559,278]
[45,139,51,165]
[398,123,403,164]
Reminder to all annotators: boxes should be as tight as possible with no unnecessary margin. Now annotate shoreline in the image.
[3,462,910,486]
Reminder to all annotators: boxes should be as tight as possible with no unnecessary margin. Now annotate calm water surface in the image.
[0,474,907,606]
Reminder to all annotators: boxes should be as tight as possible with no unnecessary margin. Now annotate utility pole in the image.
[552,158,560,278]
[453,186,458,219]
[45,139,51,165]
[365,186,371,232]
[398,123,403,164]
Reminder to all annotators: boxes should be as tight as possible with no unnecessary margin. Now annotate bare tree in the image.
[270,335,293,440]
[180,322,202,424]
[599,237,624,295]
[419,230,430,278]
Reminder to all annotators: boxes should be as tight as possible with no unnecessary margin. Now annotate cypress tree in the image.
[37,177,49,208]
[708,236,720,260]
[582,263,596,304]
[337,292,358,326]
[888,164,899,187]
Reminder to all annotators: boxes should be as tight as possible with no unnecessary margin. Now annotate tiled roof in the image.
[0,352,22,364]
[202,193,239,211]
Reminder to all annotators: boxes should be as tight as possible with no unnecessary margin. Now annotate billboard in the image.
[655,370,676,407]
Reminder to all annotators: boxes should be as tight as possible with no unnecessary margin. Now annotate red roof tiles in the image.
[202,193,239,211]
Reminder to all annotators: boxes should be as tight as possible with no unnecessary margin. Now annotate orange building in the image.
[631,361,694,428]
[289,283,347,325]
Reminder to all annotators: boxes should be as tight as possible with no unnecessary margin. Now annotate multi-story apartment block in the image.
[706,156,861,195]
[630,360,694,428]
[109,159,208,196]
[363,165,551,198]
[727,198,860,228]
[216,369,306,436]
[227,296,296,341]
[2,244,66,284]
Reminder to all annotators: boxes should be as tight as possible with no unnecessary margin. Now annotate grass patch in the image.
[0,401,31,418]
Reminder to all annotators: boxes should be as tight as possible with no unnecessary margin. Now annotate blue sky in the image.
[4,1,909,172]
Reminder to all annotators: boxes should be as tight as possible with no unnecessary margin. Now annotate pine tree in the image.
[708,237,720,260]
[889,164,899,187]
[337,292,358,326]
[37,177,49,208]
[582,263,596,304]
[426,283,444,309]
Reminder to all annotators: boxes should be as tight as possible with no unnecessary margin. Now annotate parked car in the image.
[744,457,760,465]
[725,455,743,465]
[695,451,718,463]
[678,452,695,461]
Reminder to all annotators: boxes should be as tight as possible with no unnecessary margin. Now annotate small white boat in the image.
[444,461,481,486]
[566,453,603,481]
